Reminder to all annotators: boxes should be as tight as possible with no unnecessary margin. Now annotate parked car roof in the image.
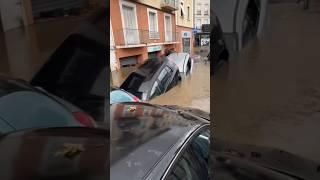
[110,102,209,180]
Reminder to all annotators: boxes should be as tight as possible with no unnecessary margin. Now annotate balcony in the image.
[165,31,179,43]
[114,29,179,47]
[161,0,179,12]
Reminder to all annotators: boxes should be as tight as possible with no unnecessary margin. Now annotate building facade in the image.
[110,0,180,70]
[194,0,210,30]
[175,0,194,54]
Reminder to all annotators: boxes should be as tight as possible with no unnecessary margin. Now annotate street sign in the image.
[147,45,162,52]
[181,31,191,38]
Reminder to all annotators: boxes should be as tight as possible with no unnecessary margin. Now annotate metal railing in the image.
[114,29,178,46]
[165,31,179,42]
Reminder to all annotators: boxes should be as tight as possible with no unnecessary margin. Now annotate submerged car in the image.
[211,12,229,76]
[110,86,140,104]
[212,138,320,180]
[0,75,96,134]
[31,7,107,122]
[120,57,181,101]
[0,127,108,180]
[167,52,193,76]
[110,102,210,180]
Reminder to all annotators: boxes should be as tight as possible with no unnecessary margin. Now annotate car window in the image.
[150,81,162,99]
[166,71,180,92]
[160,66,174,89]
[166,128,210,180]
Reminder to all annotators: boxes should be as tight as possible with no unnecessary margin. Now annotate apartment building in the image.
[175,0,194,54]
[110,0,180,70]
[194,0,210,30]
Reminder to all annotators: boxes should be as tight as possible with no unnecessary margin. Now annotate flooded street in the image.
[213,2,320,162]
[111,60,210,112]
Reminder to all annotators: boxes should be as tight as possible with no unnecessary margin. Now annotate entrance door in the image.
[182,38,190,53]
[0,0,24,31]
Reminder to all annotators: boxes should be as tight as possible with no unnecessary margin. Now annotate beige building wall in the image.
[194,0,210,29]
[175,0,193,28]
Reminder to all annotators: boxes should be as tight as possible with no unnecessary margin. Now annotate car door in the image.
[157,66,173,91]
[165,127,210,180]
[166,70,181,92]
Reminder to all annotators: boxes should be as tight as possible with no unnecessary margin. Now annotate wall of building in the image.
[194,0,210,29]
[176,25,194,53]
[110,0,179,70]
[176,0,194,28]
[138,0,162,9]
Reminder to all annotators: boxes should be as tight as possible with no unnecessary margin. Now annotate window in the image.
[150,81,162,99]
[204,19,209,24]
[167,71,180,92]
[196,19,201,29]
[167,129,210,180]
[196,3,201,15]
[158,66,173,90]
[120,1,139,45]
[147,8,159,39]
[187,6,190,20]
[164,14,173,42]
[180,1,185,17]
[204,4,209,15]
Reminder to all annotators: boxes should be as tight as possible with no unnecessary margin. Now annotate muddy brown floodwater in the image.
[213,2,320,162]
[111,61,210,113]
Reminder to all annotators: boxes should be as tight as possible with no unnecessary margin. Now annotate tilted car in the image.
[0,75,96,134]
[166,52,194,76]
[31,7,107,122]
[211,12,229,76]
[120,57,181,101]
[110,86,140,104]
[110,102,210,180]
[213,0,267,50]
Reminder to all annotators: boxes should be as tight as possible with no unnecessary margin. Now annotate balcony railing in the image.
[114,29,179,46]
[165,31,179,42]
[161,0,179,12]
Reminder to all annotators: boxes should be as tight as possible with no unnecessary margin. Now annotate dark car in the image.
[0,75,96,134]
[211,12,229,76]
[110,86,140,104]
[212,138,320,180]
[31,7,107,122]
[110,102,210,180]
[0,127,108,180]
[120,57,181,101]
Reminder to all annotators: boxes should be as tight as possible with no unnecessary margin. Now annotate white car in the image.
[167,52,194,76]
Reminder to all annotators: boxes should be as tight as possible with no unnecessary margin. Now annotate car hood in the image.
[0,127,108,180]
[161,104,210,121]
[212,139,320,180]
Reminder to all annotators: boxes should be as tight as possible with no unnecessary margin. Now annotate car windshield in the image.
[110,103,201,180]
